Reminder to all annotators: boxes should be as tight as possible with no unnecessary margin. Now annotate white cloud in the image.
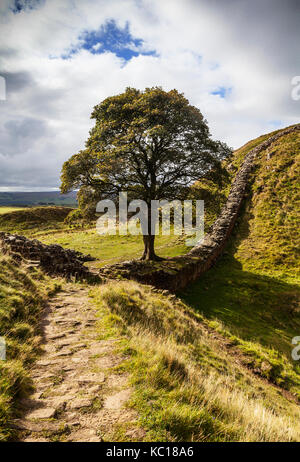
[0,0,299,189]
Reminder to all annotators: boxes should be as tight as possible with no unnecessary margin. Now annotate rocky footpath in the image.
[98,124,300,291]
[0,232,99,282]
[13,285,143,442]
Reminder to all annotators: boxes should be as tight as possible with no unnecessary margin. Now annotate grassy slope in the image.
[181,128,300,382]
[0,206,73,235]
[1,126,299,442]
[0,257,60,441]
[89,126,300,441]
[91,280,300,442]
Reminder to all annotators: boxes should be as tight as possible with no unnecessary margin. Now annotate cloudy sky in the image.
[0,0,299,191]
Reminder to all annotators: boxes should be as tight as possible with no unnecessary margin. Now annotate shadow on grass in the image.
[179,251,300,360]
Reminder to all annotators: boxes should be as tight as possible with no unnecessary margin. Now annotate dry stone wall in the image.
[99,124,300,292]
[0,232,99,282]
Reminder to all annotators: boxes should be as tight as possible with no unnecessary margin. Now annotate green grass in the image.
[91,280,300,442]
[180,128,300,386]
[0,206,73,235]
[236,131,300,279]
[38,228,189,266]
[181,251,300,356]
[0,256,61,441]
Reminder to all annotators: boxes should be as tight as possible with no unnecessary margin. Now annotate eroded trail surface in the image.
[14,285,143,442]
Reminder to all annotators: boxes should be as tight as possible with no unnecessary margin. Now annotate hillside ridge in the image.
[97,123,300,290]
[1,124,299,442]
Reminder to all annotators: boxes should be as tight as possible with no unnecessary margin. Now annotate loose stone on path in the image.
[15,284,140,442]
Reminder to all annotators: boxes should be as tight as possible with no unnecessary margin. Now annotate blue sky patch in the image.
[11,0,43,13]
[211,86,232,98]
[268,120,282,128]
[63,20,157,61]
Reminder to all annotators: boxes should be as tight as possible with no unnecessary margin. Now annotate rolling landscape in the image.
[0,0,299,450]
[0,124,299,442]
[0,191,77,207]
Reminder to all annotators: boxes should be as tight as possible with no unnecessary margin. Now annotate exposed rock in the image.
[67,398,93,410]
[67,428,101,442]
[23,437,49,442]
[36,360,57,367]
[12,419,64,432]
[0,232,100,282]
[53,349,73,357]
[103,389,132,410]
[26,407,57,420]
[77,373,105,385]
[48,333,66,340]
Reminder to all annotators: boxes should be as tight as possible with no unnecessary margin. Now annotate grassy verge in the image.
[0,255,61,441]
[91,281,300,442]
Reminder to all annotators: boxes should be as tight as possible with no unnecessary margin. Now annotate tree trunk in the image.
[140,205,162,260]
[141,234,158,260]
[140,202,164,261]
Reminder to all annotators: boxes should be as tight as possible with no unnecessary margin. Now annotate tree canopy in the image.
[61,87,231,259]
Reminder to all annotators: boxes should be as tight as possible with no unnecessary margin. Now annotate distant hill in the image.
[0,191,77,207]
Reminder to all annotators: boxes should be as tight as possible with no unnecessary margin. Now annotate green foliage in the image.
[63,208,83,224]
[61,87,231,258]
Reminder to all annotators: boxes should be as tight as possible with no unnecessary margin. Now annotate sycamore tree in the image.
[61,87,231,260]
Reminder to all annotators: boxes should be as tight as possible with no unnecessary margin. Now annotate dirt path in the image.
[13,284,143,442]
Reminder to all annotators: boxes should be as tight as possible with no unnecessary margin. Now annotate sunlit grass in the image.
[38,227,189,266]
[91,280,300,441]
[0,206,26,215]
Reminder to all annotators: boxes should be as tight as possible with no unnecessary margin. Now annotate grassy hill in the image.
[90,125,300,441]
[181,126,300,386]
[91,279,300,441]
[0,206,73,235]
[0,125,299,442]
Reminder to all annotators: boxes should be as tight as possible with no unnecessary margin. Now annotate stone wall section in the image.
[0,232,99,282]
